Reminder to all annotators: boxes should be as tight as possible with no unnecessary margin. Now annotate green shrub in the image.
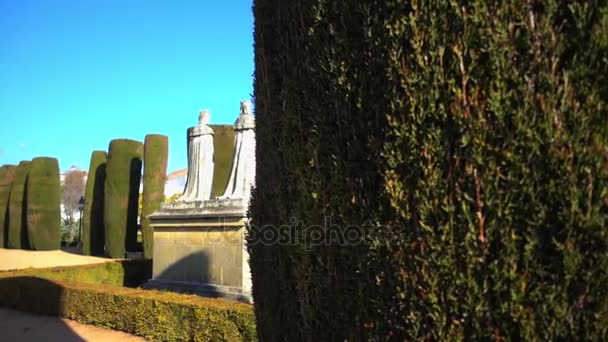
[7,161,30,249]
[105,139,143,258]
[60,221,79,246]
[82,151,107,256]
[27,157,61,250]
[0,259,152,287]
[251,1,608,340]
[0,165,17,247]
[141,134,168,259]
[210,125,235,197]
[0,276,256,341]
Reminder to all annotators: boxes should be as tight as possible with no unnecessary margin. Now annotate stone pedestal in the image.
[144,199,252,303]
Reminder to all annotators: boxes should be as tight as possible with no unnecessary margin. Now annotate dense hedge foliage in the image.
[7,161,30,249]
[82,151,107,256]
[27,157,61,250]
[251,0,608,340]
[210,125,236,197]
[0,276,256,341]
[0,165,17,247]
[141,134,168,259]
[104,139,143,258]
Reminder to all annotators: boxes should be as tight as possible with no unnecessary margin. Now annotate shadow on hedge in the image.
[0,276,86,341]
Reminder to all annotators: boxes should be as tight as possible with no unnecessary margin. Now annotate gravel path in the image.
[0,248,146,341]
[0,248,112,271]
[0,308,147,342]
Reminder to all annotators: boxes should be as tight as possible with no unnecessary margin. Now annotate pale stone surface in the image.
[179,110,215,201]
[0,249,111,271]
[145,102,255,304]
[150,226,246,289]
[146,205,252,303]
[219,100,256,206]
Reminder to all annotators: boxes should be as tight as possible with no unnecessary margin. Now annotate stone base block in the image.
[144,279,253,304]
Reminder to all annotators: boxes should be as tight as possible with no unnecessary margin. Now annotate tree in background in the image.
[62,169,86,221]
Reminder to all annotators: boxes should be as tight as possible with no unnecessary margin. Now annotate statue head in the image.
[240,100,252,117]
[198,110,211,125]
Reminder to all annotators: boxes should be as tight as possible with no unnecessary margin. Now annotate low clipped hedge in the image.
[0,259,152,287]
[0,276,256,341]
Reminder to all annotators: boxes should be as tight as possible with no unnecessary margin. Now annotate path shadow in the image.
[0,277,85,341]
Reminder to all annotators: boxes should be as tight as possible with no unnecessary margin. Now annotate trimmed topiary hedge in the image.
[0,259,152,287]
[27,157,61,250]
[0,165,17,247]
[251,1,608,340]
[82,151,107,256]
[141,134,168,259]
[104,139,143,258]
[210,125,236,197]
[0,276,256,341]
[7,161,31,249]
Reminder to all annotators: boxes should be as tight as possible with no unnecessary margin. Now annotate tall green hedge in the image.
[141,134,168,259]
[251,1,608,340]
[0,165,17,247]
[210,125,236,197]
[82,151,107,256]
[104,139,143,259]
[7,161,31,249]
[27,157,61,250]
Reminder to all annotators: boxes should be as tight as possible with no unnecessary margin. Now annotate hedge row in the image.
[251,0,608,340]
[1,158,62,250]
[84,135,170,259]
[0,165,17,247]
[141,135,168,259]
[104,139,143,258]
[82,151,107,256]
[7,161,31,249]
[0,276,256,341]
[0,259,152,288]
[27,157,61,250]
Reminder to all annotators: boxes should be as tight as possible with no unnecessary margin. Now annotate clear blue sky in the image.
[0,0,253,173]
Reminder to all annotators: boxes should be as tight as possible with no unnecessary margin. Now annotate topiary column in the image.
[82,151,107,256]
[140,134,168,259]
[0,165,17,247]
[27,157,61,250]
[7,161,31,249]
[104,139,143,259]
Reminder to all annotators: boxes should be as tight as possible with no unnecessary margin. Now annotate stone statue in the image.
[180,110,215,201]
[219,100,256,204]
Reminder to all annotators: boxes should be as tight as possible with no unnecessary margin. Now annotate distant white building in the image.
[164,168,187,197]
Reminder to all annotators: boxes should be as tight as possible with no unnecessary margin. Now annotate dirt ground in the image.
[0,248,112,271]
[0,248,147,341]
